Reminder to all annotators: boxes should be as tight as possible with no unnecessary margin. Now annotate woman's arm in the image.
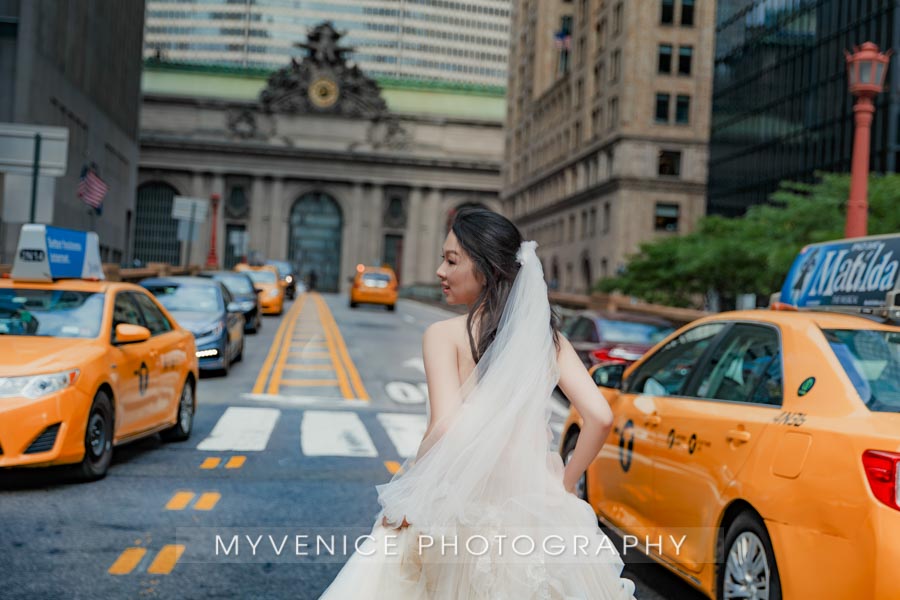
[556,335,615,493]
[416,320,463,459]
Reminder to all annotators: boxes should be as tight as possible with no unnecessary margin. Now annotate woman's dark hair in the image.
[451,205,562,363]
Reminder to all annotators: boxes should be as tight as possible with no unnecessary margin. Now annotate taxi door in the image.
[130,291,181,425]
[109,292,156,438]
[651,322,781,573]
[617,322,728,563]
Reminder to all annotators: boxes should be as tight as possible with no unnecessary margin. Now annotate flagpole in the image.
[29,133,41,223]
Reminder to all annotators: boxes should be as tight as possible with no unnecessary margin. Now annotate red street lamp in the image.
[205,193,220,268]
[844,42,891,239]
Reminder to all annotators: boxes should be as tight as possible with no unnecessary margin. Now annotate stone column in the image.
[368,184,383,266]
[418,187,442,283]
[249,176,266,262]
[270,177,285,260]
[189,172,206,267]
[211,174,226,267]
[403,187,423,285]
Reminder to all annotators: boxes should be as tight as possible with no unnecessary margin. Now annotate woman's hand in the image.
[382,515,411,529]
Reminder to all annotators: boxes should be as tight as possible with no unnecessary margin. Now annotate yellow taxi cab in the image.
[0,225,198,480]
[560,233,900,600]
[349,265,398,311]
[235,263,284,315]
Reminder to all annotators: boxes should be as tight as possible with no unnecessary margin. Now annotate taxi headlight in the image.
[0,369,80,399]
[268,289,279,298]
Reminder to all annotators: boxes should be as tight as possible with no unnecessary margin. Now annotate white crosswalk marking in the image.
[197,407,281,451]
[377,413,427,458]
[300,410,378,457]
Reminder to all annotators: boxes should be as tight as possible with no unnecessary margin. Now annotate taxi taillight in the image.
[862,450,900,511]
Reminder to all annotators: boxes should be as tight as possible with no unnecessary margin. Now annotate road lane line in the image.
[280,379,340,386]
[283,364,335,371]
[377,413,428,458]
[384,460,402,475]
[300,410,377,457]
[316,294,370,400]
[225,455,246,469]
[268,295,307,394]
[194,492,221,511]
[165,491,195,510]
[286,351,331,358]
[251,299,299,394]
[147,544,185,575]
[108,548,146,575]
[197,407,281,451]
[200,457,221,469]
[313,294,355,399]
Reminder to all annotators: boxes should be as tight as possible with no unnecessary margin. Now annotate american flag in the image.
[554,31,572,50]
[78,166,108,210]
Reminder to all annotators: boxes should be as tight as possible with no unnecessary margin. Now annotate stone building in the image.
[502,0,714,294]
[137,23,504,293]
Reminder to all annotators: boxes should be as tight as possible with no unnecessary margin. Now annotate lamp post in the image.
[205,193,220,268]
[844,42,891,239]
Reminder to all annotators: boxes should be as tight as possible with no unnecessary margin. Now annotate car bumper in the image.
[259,295,283,314]
[350,290,397,305]
[195,335,228,370]
[0,387,91,468]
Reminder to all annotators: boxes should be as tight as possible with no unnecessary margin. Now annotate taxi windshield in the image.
[824,329,900,413]
[599,319,675,345]
[145,284,221,313]
[245,270,277,284]
[0,288,104,338]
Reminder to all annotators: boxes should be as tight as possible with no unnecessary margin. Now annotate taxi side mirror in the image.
[226,302,242,314]
[590,364,625,390]
[115,323,151,345]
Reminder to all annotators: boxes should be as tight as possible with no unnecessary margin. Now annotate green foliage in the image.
[597,173,900,308]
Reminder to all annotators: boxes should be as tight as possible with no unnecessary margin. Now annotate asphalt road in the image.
[0,293,706,600]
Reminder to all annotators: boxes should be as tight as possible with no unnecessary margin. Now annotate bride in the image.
[319,206,636,599]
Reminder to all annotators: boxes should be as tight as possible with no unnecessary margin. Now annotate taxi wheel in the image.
[235,337,244,362]
[386,304,396,312]
[350,301,358,308]
[76,391,113,481]
[561,432,588,501]
[719,512,782,600]
[161,381,194,442]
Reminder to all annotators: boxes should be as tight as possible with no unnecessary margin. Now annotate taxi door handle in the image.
[727,429,751,443]
[644,414,662,427]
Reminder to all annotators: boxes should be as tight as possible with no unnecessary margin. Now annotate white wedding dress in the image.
[319,241,636,600]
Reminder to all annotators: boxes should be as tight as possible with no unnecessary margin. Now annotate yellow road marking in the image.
[279,379,339,386]
[165,491,195,510]
[313,294,355,399]
[251,298,300,394]
[147,544,185,575]
[287,351,331,358]
[316,294,370,400]
[200,457,221,470]
[384,460,402,475]
[225,456,246,469]
[287,353,332,359]
[194,492,221,511]
[283,364,335,371]
[108,547,146,575]
[267,295,307,394]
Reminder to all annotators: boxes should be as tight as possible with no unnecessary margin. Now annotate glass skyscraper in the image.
[709,0,899,216]
[144,0,511,88]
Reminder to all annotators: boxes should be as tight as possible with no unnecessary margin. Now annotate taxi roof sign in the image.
[11,224,104,282]
[778,233,899,321]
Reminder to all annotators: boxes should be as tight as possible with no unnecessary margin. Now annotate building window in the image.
[661,0,674,24]
[613,2,623,35]
[681,0,694,26]
[611,49,621,82]
[676,94,690,123]
[589,207,597,236]
[678,46,693,75]
[596,18,607,50]
[608,96,618,130]
[655,203,680,232]
[655,93,670,122]
[603,202,611,233]
[658,44,672,73]
[658,150,682,176]
[576,77,584,106]
[577,35,586,65]
[581,210,588,239]
[569,214,576,241]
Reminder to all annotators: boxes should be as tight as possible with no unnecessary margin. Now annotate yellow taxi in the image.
[235,263,284,315]
[560,233,900,600]
[349,265,398,311]
[0,225,198,480]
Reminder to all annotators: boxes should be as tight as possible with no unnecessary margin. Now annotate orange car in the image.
[560,234,900,599]
[350,265,398,311]
[0,225,198,480]
[235,264,284,315]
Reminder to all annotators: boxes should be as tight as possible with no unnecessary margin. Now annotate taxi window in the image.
[362,272,391,287]
[113,293,145,330]
[146,284,221,313]
[626,323,725,396]
[130,292,172,336]
[824,329,900,413]
[0,288,104,338]
[693,324,783,406]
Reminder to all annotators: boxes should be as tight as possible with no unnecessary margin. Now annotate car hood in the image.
[169,311,222,334]
[0,337,104,377]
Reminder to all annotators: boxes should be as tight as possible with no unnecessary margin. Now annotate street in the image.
[0,293,703,600]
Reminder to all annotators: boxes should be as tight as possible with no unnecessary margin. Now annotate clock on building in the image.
[309,77,339,109]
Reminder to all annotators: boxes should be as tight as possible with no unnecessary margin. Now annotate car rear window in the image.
[0,288,104,338]
[824,329,900,413]
[216,274,254,295]
[362,273,391,286]
[598,319,674,345]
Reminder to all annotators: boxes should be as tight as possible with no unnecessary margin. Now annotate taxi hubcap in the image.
[88,412,106,458]
[179,386,193,432]
[564,448,587,500]
[724,531,769,600]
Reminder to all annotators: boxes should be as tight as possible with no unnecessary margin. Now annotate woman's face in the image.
[436,230,484,307]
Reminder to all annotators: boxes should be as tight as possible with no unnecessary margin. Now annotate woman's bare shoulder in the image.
[424,315,467,343]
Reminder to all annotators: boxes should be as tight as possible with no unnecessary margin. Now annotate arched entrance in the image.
[134,182,181,265]
[288,192,343,292]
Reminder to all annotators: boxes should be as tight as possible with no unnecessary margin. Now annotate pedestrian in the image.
[319,206,635,599]
[307,269,318,291]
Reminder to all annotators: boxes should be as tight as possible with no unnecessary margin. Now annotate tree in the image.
[597,173,900,308]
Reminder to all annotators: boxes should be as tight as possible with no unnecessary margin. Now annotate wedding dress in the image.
[319,241,636,600]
